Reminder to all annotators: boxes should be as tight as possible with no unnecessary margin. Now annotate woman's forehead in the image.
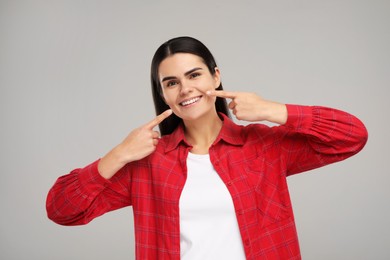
[158,53,206,77]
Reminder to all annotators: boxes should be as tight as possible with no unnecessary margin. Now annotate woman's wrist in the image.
[98,145,129,179]
[262,101,288,125]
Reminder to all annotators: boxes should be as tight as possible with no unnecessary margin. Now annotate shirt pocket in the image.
[244,157,290,229]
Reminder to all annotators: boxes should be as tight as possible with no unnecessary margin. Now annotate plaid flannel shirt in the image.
[47,104,368,259]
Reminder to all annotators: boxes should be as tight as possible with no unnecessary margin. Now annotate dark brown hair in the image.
[150,36,230,135]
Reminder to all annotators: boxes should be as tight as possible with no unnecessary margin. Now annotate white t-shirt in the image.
[179,152,246,260]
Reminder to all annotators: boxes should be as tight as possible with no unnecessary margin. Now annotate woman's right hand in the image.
[98,109,172,179]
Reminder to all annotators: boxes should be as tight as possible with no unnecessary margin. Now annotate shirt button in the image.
[227,181,232,186]
[237,210,244,215]
[214,161,219,166]
[244,239,250,246]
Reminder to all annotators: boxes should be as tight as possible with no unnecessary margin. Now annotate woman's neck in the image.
[183,111,223,154]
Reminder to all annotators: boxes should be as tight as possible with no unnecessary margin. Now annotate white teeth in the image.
[181,97,200,106]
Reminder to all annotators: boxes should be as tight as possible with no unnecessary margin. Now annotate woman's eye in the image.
[166,81,178,87]
[189,73,200,79]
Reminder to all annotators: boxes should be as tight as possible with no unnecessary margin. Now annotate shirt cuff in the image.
[77,159,112,196]
[284,104,314,132]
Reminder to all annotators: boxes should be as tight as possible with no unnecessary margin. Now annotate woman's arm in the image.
[208,90,368,174]
[98,109,172,179]
[207,90,288,124]
[46,160,132,225]
[279,104,368,175]
[46,110,172,225]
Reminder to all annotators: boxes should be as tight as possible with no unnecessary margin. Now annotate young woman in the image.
[46,36,368,259]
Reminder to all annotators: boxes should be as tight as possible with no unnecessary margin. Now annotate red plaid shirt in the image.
[46,105,367,259]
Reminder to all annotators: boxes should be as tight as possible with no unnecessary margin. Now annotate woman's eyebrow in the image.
[184,67,203,76]
[161,67,203,82]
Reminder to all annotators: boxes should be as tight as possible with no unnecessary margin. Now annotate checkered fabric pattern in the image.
[47,104,368,259]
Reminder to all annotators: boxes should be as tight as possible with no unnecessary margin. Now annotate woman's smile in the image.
[180,96,202,107]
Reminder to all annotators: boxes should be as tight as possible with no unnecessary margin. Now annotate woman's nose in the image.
[179,81,192,96]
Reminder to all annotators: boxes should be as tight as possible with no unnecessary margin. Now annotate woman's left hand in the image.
[207,90,288,124]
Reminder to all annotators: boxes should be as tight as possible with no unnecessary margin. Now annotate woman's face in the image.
[158,53,221,121]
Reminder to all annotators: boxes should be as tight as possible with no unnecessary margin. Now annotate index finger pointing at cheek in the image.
[144,109,173,130]
[206,90,237,99]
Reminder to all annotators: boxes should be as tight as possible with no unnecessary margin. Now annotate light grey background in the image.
[1,0,389,259]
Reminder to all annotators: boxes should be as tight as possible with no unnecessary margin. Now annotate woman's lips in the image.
[180,96,202,106]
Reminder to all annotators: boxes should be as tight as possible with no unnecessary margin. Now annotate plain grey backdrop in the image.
[1,0,389,259]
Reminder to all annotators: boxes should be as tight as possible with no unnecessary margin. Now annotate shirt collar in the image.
[164,113,244,153]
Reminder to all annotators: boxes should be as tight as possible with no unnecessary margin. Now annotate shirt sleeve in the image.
[46,159,132,225]
[280,104,368,176]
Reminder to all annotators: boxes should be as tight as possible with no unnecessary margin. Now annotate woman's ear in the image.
[214,67,221,89]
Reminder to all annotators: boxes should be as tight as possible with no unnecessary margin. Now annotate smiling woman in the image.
[158,53,221,124]
[150,36,230,136]
[46,36,368,260]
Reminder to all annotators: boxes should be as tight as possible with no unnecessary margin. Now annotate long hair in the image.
[150,36,230,135]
